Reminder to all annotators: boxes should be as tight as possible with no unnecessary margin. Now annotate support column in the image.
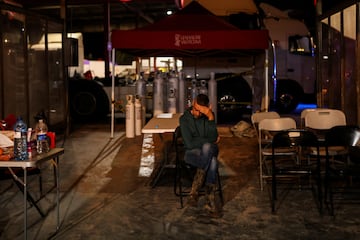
[104,1,111,79]
[356,2,360,125]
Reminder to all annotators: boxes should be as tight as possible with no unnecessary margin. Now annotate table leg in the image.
[151,133,176,188]
[151,134,168,187]
[8,168,45,217]
[23,167,27,240]
[56,156,60,231]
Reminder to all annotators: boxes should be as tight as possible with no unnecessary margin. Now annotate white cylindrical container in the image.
[168,98,176,114]
[191,79,198,103]
[199,79,208,95]
[136,72,147,125]
[136,73,146,98]
[208,72,217,122]
[178,71,185,113]
[186,78,193,109]
[153,72,164,116]
[167,71,178,113]
[126,94,135,138]
[135,95,142,136]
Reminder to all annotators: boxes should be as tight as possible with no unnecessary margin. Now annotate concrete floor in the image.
[1,119,360,240]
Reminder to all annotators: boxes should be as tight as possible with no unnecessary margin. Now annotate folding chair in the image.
[304,109,347,166]
[251,111,280,190]
[270,129,322,213]
[173,127,223,208]
[324,125,360,215]
[300,108,326,128]
[258,117,297,191]
[304,109,346,135]
[251,111,280,136]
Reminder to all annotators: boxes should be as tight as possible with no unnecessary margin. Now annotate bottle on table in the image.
[14,117,28,161]
[35,119,49,154]
[27,128,33,158]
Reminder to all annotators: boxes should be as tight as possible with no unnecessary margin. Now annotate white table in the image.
[0,148,64,240]
[142,113,181,187]
[142,113,182,134]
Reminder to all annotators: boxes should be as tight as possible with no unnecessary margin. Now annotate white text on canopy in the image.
[174,34,202,47]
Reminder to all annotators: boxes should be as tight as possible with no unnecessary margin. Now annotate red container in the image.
[46,132,56,149]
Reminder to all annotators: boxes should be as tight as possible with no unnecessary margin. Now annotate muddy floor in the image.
[1,123,360,239]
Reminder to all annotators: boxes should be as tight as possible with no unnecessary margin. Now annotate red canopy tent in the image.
[109,1,270,137]
[111,1,269,57]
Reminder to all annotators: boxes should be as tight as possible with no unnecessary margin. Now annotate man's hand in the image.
[194,102,214,120]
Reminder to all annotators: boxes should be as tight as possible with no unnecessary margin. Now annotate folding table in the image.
[142,113,181,187]
[0,148,64,240]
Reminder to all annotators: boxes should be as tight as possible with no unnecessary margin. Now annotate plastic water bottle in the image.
[14,117,28,161]
[36,119,49,154]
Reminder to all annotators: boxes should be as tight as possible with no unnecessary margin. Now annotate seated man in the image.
[179,94,221,217]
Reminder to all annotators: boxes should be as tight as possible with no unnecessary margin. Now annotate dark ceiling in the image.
[12,0,317,59]
[12,0,352,34]
[15,0,181,32]
[10,0,349,59]
[14,0,320,32]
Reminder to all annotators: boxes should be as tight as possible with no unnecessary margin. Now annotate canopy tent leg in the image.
[265,49,269,112]
[111,48,115,138]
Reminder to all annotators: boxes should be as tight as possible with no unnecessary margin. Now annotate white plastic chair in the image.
[304,108,347,163]
[251,111,280,139]
[251,111,280,127]
[304,109,346,131]
[300,108,326,128]
[258,117,297,191]
[251,111,281,190]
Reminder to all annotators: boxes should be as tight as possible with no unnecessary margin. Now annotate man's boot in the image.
[187,168,205,207]
[204,184,223,218]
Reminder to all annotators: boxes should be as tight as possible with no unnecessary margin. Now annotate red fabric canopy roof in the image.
[111,1,269,57]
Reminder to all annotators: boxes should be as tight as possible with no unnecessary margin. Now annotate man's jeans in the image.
[184,143,219,185]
